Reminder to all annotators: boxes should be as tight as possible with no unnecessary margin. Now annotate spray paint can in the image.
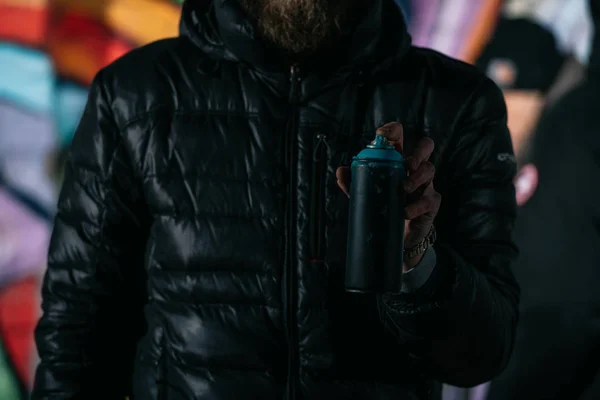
[345,133,406,294]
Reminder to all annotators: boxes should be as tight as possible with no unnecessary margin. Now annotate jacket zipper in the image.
[284,63,301,400]
[310,133,329,261]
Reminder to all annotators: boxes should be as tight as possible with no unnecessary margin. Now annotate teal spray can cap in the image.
[352,133,404,164]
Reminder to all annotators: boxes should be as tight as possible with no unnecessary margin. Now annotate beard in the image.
[240,0,352,55]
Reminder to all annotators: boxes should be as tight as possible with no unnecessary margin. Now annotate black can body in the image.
[345,160,405,294]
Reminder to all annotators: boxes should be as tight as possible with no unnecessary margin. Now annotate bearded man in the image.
[31,0,520,399]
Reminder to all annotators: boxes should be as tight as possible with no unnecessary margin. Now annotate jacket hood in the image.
[179,0,412,75]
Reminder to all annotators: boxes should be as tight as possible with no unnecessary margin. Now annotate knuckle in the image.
[429,194,442,211]
[424,162,435,175]
[412,164,426,176]
[423,198,434,210]
[375,126,388,136]
[408,176,419,186]
[377,122,402,138]
[421,137,435,148]
[424,181,437,192]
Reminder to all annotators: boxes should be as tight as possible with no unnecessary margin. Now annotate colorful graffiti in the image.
[0,0,182,397]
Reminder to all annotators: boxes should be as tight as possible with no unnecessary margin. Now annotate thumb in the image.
[377,122,404,154]
[336,166,350,197]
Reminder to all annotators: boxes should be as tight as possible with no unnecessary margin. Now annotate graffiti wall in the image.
[0,0,182,397]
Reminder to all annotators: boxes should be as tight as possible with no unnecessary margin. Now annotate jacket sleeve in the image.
[378,77,520,387]
[32,71,149,399]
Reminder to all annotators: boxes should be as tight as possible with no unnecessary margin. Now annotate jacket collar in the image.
[180,0,412,76]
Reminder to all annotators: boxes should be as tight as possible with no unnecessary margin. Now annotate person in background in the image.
[476,0,592,220]
[477,0,592,166]
[486,0,600,398]
[441,1,593,399]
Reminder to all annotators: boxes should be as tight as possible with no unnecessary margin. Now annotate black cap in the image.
[476,17,565,93]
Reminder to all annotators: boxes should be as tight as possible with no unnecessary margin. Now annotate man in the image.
[487,0,600,398]
[32,0,519,399]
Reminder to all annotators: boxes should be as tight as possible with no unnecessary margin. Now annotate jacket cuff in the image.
[401,247,437,293]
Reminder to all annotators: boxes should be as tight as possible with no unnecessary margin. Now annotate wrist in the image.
[403,225,436,272]
[400,247,438,293]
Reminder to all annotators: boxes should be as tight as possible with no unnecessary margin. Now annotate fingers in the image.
[405,137,434,171]
[404,161,435,193]
[336,166,350,197]
[404,183,441,220]
[376,122,403,153]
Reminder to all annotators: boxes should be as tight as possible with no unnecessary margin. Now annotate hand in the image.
[336,122,442,271]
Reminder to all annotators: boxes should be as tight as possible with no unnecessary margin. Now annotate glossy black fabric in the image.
[32,1,520,399]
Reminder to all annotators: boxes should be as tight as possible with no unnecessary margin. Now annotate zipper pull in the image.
[289,64,301,82]
[313,133,330,162]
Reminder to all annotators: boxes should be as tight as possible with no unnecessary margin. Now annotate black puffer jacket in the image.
[32,1,519,399]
